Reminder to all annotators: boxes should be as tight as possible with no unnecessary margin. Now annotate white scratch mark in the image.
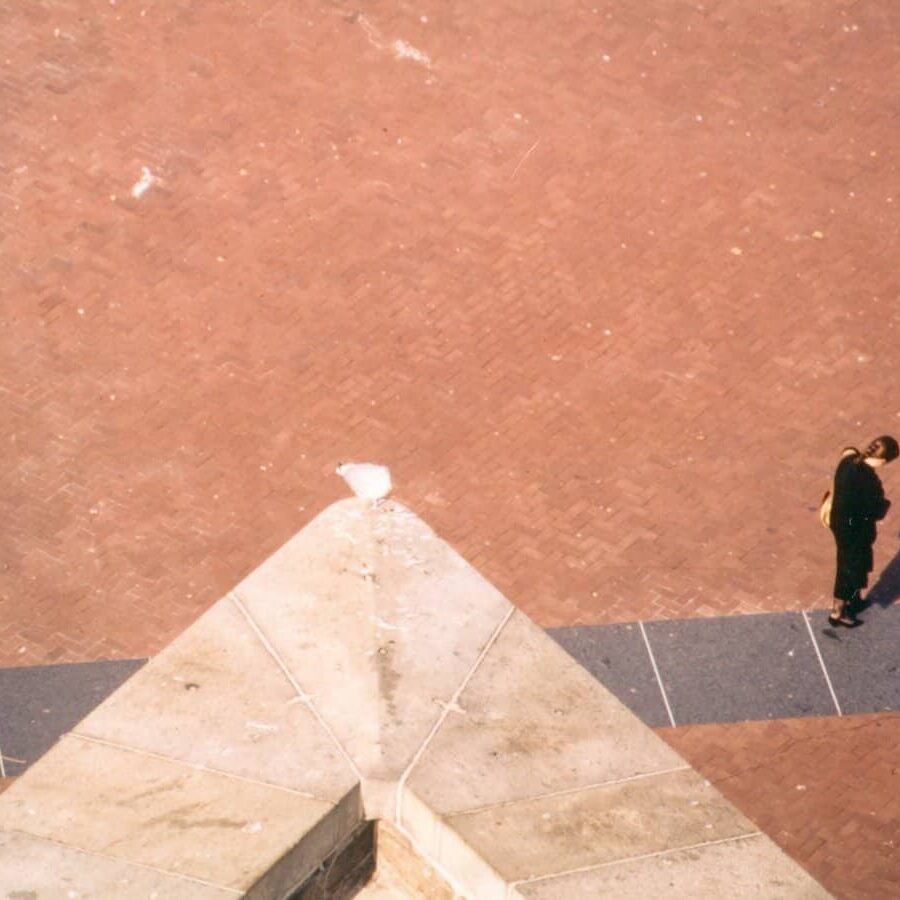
[392,39,431,66]
[356,14,384,50]
[512,139,540,179]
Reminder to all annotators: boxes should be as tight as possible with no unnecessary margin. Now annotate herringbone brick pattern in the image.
[2,0,898,665]
[661,714,900,900]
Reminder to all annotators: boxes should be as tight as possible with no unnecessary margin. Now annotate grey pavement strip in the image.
[548,622,671,728]
[641,613,836,725]
[811,603,900,715]
[2,604,898,780]
[0,659,146,776]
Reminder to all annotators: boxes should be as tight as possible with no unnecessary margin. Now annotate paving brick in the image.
[0,0,897,684]
[659,714,900,900]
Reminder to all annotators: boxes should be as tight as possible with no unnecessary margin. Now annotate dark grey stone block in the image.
[0,658,146,772]
[643,613,835,725]
[810,605,900,714]
[548,623,670,727]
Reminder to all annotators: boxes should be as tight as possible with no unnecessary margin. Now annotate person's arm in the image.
[861,469,890,521]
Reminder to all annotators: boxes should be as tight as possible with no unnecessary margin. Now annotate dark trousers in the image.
[832,523,875,603]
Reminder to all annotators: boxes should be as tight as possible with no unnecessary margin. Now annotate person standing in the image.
[828,435,899,626]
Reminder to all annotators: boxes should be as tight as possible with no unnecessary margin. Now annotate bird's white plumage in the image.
[336,463,392,500]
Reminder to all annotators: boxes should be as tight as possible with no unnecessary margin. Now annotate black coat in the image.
[830,456,890,600]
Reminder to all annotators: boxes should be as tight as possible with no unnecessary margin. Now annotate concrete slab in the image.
[0,499,830,897]
[407,611,684,816]
[444,768,756,884]
[548,622,670,726]
[0,658,144,775]
[399,788,509,900]
[811,606,900,714]
[0,735,360,893]
[234,499,512,799]
[514,832,830,899]
[0,830,238,899]
[644,613,834,724]
[74,597,357,801]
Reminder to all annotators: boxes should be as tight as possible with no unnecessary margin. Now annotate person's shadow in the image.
[856,544,900,614]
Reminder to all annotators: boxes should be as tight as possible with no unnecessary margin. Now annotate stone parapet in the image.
[0,500,829,897]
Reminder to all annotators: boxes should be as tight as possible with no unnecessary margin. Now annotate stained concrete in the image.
[0,499,831,898]
[408,611,683,816]
[0,830,238,899]
[515,833,830,898]
[0,735,360,892]
[75,598,357,800]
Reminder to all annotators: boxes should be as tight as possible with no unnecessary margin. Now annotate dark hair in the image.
[864,435,899,463]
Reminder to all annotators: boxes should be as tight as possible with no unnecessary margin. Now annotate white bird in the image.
[336,462,392,500]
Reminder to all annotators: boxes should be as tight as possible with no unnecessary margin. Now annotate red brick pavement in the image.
[661,714,900,900]
[1,0,899,665]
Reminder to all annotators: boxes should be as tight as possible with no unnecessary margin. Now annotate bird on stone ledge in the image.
[336,462,392,501]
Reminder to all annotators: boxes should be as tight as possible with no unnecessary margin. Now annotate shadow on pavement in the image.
[858,545,900,612]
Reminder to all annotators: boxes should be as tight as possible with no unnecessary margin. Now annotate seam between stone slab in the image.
[391,795,478,900]
[510,829,763,887]
[442,764,693,818]
[802,611,843,716]
[638,620,676,727]
[229,591,365,783]
[67,733,333,802]
[0,827,244,895]
[396,605,516,825]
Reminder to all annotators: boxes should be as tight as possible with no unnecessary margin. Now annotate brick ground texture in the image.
[2,0,898,665]
[661,713,900,900]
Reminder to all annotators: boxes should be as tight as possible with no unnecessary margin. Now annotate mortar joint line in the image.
[229,591,364,784]
[393,818,473,900]
[802,610,843,716]
[2,827,243,894]
[450,764,693,818]
[638,620,676,727]
[68,733,327,800]
[0,747,6,778]
[395,605,516,824]
[230,592,365,783]
[514,830,762,886]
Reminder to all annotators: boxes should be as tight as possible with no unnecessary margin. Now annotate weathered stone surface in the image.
[234,500,512,791]
[400,787,508,900]
[0,830,237,899]
[75,597,356,801]
[0,499,830,898]
[514,833,831,898]
[407,610,685,815]
[0,735,359,892]
[445,768,756,883]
